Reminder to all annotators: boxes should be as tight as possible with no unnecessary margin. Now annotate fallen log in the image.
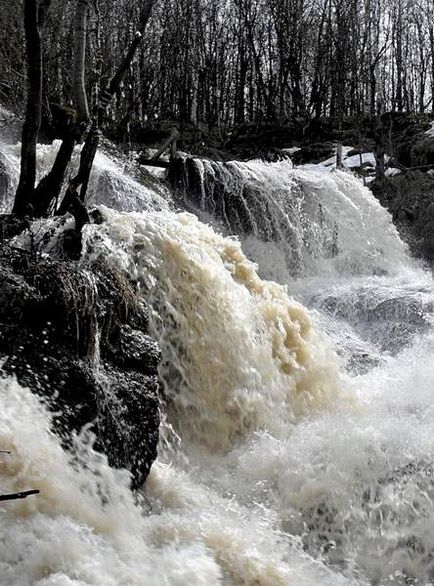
[139,159,171,169]
[150,128,179,162]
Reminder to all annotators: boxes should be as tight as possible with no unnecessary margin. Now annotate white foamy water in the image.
[2,141,434,585]
[0,139,171,213]
[0,377,355,586]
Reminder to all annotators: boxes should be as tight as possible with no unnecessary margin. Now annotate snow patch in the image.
[425,121,434,138]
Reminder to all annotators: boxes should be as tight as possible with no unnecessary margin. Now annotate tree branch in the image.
[0,489,40,502]
[97,0,157,123]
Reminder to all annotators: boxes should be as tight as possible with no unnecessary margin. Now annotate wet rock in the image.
[371,171,434,262]
[113,325,161,375]
[345,351,382,376]
[0,244,161,489]
[0,266,39,322]
[314,286,432,356]
[0,214,29,240]
[97,366,159,488]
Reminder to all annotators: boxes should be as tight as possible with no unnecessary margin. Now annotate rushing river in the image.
[1,138,434,585]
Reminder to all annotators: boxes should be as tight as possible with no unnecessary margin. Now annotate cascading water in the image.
[1,138,434,586]
[171,157,408,279]
[82,207,344,453]
[0,138,172,213]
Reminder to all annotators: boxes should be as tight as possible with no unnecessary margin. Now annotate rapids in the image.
[1,140,434,586]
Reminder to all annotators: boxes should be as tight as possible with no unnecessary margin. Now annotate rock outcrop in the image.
[0,241,161,489]
[371,171,434,262]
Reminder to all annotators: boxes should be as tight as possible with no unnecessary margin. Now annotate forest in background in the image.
[1,0,434,145]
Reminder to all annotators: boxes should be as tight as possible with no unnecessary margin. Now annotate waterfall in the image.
[170,156,408,279]
[1,141,434,585]
[82,206,344,453]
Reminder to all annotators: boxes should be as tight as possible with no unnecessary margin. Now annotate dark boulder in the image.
[410,137,434,169]
[371,171,434,262]
[0,243,161,489]
[96,366,159,488]
[0,214,29,240]
[113,325,161,374]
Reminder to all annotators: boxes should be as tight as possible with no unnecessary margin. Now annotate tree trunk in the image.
[76,124,100,201]
[32,134,77,216]
[336,143,343,169]
[73,0,90,124]
[28,0,91,218]
[60,16,155,212]
[373,113,386,183]
[14,0,157,223]
[13,0,44,216]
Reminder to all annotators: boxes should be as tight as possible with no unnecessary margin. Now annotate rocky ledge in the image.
[0,235,161,489]
[371,171,434,262]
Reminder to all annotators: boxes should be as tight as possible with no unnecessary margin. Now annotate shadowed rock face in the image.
[0,244,161,489]
[371,171,434,263]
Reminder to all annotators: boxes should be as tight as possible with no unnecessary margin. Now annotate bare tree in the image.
[13,0,52,216]
[2,0,434,160]
[11,0,156,226]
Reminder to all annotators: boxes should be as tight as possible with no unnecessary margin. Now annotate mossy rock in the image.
[410,138,434,168]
